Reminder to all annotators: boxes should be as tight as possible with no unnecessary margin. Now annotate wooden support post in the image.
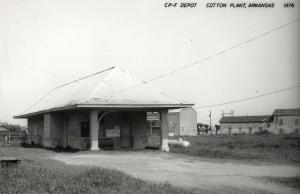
[90,110,100,151]
[160,110,169,152]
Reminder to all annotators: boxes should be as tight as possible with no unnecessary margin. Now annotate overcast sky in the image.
[1,0,299,126]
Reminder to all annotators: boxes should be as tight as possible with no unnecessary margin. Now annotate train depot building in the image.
[14,67,193,151]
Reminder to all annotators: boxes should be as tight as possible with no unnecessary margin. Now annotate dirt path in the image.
[51,151,300,194]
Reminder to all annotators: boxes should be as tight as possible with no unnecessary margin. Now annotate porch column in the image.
[160,110,169,152]
[90,110,100,151]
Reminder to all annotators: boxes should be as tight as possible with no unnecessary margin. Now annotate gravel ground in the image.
[52,150,300,194]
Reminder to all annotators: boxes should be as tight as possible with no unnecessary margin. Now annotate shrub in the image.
[255,130,270,135]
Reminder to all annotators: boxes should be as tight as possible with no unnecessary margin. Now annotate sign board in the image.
[106,126,120,137]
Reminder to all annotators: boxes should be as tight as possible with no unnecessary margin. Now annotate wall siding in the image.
[179,108,197,136]
[220,122,265,134]
[220,115,300,135]
[168,113,180,136]
[27,116,44,144]
[273,115,300,134]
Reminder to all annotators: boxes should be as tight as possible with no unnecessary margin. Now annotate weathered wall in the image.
[220,115,300,135]
[103,111,148,149]
[43,113,65,148]
[43,114,51,147]
[66,111,90,150]
[168,113,180,136]
[220,122,266,134]
[130,112,148,149]
[179,108,197,136]
[37,111,89,149]
[27,110,156,150]
[27,116,44,144]
[273,115,300,134]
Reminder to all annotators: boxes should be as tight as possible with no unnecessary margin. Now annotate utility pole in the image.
[209,110,212,135]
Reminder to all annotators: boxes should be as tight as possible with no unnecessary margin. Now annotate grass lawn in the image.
[0,147,201,194]
[169,134,300,164]
[260,176,300,189]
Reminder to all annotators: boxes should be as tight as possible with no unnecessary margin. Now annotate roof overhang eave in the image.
[14,103,194,119]
[13,105,78,119]
[76,103,194,109]
[219,121,271,124]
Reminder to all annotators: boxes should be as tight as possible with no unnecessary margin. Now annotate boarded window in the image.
[81,122,90,137]
[249,127,252,134]
[147,120,161,135]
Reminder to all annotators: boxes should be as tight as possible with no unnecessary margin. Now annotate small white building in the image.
[168,108,197,136]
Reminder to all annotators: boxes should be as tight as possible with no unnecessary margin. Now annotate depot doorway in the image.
[120,122,132,148]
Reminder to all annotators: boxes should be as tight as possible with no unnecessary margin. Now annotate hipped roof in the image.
[15,66,193,118]
[272,108,300,116]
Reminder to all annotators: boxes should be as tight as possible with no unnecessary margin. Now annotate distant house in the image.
[272,108,300,134]
[168,108,197,136]
[14,66,193,151]
[0,125,10,141]
[219,108,300,135]
[219,115,272,135]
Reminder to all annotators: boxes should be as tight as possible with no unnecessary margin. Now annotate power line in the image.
[23,18,299,112]
[105,18,299,97]
[148,18,299,82]
[195,84,300,109]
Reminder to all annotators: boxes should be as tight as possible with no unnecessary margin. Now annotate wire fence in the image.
[0,133,24,144]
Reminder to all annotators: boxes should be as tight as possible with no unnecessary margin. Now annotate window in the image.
[238,127,242,134]
[279,118,283,126]
[259,127,262,132]
[275,116,278,124]
[249,127,252,134]
[279,128,284,135]
[294,128,299,135]
[147,120,161,135]
[228,127,232,135]
[152,120,161,128]
[81,122,90,137]
[267,123,270,128]
[295,119,299,126]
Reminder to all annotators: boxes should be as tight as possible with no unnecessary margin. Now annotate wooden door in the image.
[120,123,132,148]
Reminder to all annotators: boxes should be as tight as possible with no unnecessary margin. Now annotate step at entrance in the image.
[98,138,114,150]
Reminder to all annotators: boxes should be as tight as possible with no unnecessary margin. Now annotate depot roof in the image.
[14,66,193,118]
